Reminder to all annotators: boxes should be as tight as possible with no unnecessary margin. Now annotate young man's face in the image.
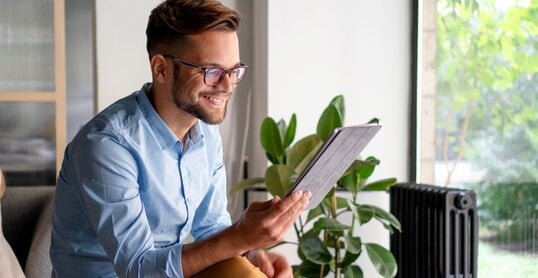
[169,30,241,125]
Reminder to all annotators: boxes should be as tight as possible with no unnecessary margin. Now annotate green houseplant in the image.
[233,95,400,278]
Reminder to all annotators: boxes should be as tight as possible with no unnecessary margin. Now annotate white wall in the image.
[95,0,162,110]
[265,0,410,181]
[261,1,411,276]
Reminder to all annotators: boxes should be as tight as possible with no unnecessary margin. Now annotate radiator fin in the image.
[390,183,478,278]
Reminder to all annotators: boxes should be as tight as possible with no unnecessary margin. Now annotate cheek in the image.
[186,84,207,99]
[182,74,206,92]
[173,75,204,98]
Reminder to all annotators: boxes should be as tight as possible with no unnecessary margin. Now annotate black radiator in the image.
[390,183,478,278]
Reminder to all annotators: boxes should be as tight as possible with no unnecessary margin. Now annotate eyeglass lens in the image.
[205,67,246,86]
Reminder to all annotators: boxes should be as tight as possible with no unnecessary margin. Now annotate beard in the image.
[170,68,229,125]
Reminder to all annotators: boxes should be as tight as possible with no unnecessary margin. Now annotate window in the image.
[417,0,537,276]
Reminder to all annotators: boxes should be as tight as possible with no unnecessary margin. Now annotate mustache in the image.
[199,90,232,98]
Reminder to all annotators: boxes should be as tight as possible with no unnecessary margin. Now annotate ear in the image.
[150,54,169,84]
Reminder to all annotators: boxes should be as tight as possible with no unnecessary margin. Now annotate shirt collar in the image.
[186,121,204,149]
[137,83,178,150]
[136,82,204,151]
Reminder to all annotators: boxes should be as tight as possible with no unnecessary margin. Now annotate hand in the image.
[247,249,292,278]
[231,190,311,251]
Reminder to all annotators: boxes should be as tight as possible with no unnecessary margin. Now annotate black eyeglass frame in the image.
[163,54,249,86]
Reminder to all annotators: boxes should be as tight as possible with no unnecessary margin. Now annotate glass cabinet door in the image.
[0,0,55,91]
[0,0,65,186]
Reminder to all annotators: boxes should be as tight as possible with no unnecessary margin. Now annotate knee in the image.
[193,256,267,278]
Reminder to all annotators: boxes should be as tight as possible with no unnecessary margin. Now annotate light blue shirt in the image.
[50,83,231,277]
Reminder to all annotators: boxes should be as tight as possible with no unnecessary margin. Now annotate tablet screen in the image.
[286,124,381,210]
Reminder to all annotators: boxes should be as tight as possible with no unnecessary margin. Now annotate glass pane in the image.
[0,0,55,91]
[421,0,538,276]
[66,0,95,141]
[0,102,56,186]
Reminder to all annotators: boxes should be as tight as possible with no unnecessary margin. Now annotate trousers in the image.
[192,256,267,278]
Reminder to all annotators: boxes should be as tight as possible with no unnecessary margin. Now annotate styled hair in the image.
[146,0,241,58]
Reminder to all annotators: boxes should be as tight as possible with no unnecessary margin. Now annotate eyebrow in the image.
[202,62,243,69]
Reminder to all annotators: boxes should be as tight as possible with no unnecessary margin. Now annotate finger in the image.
[248,250,275,277]
[268,190,305,218]
[276,191,311,221]
[267,253,292,278]
[277,192,311,230]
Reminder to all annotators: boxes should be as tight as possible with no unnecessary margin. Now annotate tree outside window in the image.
[420,0,537,276]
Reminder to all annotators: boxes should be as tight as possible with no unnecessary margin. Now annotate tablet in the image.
[285,124,381,210]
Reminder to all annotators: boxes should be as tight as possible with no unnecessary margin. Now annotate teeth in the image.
[205,96,225,103]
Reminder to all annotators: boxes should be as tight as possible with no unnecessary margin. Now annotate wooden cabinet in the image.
[0,0,66,185]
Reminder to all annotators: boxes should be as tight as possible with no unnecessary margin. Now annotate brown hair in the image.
[146,0,241,58]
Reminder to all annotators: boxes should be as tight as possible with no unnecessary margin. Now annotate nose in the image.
[213,72,235,92]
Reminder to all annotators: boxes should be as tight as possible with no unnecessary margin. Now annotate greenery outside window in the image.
[416,0,537,276]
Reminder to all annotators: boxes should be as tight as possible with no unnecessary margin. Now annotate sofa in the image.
[1,186,54,277]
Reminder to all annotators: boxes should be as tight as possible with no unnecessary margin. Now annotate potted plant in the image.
[232,95,400,278]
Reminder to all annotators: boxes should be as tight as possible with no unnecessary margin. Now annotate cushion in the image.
[24,193,53,278]
[0,204,26,278]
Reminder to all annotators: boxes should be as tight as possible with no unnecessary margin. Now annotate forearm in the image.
[182,191,310,277]
[181,223,250,277]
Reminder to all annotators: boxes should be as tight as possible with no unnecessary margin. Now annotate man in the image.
[50,0,311,277]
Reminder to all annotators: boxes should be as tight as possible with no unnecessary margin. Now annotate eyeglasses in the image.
[164,54,249,86]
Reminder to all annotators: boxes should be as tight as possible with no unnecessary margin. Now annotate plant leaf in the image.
[358,163,376,180]
[295,259,330,278]
[299,236,332,264]
[283,114,297,148]
[306,206,324,223]
[286,134,322,172]
[265,152,279,165]
[301,228,322,241]
[335,196,349,209]
[329,95,345,122]
[313,217,351,231]
[316,104,343,141]
[265,164,295,197]
[364,243,398,278]
[277,118,287,142]
[344,233,362,254]
[367,117,379,124]
[342,159,377,180]
[349,201,374,225]
[260,117,284,162]
[340,251,361,268]
[229,177,265,193]
[364,156,380,165]
[338,170,359,195]
[364,178,398,191]
[342,265,364,278]
[361,204,401,232]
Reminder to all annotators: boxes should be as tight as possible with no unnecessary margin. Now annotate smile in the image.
[203,95,226,103]
[201,94,229,108]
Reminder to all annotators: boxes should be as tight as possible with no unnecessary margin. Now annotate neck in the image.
[149,88,197,143]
